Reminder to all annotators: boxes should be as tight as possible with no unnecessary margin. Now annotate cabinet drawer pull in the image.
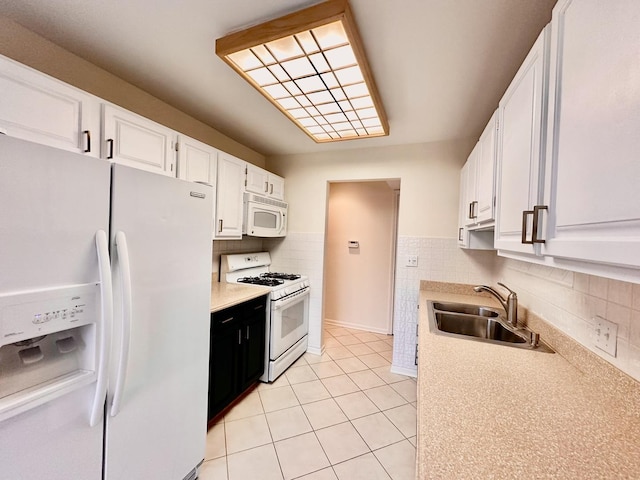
[458,227,463,242]
[107,138,114,159]
[532,205,548,244]
[220,317,234,324]
[83,130,91,153]
[521,210,534,244]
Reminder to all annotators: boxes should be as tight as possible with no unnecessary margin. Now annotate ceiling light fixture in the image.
[216,0,388,143]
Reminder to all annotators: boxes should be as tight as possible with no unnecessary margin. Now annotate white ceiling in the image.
[1,0,556,157]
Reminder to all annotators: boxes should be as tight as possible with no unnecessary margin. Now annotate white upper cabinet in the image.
[215,152,245,239]
[458,163,470,247]
[0,54,100,157]
[245,164,285,201]
[102,104,176,176]
[494,26,551,255]
[177,135,217,186]
[475,111,498,225]
[540,0,640,269]
[463,144,479,228]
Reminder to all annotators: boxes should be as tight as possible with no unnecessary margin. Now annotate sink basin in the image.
[432,302,500,318]
[427,301,554,353]
[435,313,526,343]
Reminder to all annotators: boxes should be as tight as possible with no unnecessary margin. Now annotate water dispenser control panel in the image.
[0,283,99,347]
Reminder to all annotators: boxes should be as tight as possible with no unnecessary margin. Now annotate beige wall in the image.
[324,181,397,333]
[267,139,475,237]
[0,16,265,166]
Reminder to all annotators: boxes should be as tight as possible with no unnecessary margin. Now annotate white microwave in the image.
[243,193,288,237]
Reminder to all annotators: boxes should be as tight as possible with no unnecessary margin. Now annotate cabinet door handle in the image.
[107,139,114,159]
[218,219,223,233]
[521,210,534,244]
[238,330,242,345]
[220,317,234,324]
[246,325,250,340]
[468,202,474,219]
[458,227,463,242]
[532,205,548,244]
[254,304,263,311]
[471,201,478,219]
[270,183,273,195]
[83,130,91,153]
[265,181,269,193]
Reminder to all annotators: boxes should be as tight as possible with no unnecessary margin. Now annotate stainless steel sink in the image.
[427,301,554,353]
[432,302,500,318]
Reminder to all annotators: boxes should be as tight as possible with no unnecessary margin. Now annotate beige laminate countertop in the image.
[417,282,640,479]
[210,281,270,313]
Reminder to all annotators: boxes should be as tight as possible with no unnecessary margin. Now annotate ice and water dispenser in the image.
[0,283,100,421]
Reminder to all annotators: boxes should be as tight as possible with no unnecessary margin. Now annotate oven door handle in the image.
[273,288,310,310]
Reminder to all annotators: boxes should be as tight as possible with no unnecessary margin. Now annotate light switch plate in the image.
[594,316,618,357]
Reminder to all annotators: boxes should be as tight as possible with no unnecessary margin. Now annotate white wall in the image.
[324,181,397,334]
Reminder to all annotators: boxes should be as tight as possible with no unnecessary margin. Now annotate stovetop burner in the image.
[237,276,284,287]
[261,272,302,281]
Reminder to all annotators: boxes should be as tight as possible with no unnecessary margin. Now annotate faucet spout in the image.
[474,283,518,327]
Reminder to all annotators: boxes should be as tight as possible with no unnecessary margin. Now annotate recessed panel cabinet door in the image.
[215,152,245,239]
[475,111,497,224]
[177,135,217,186]
[102,104,176,176]
[0,54,100,157]
[494,26,550,255]
[541,0,640,268]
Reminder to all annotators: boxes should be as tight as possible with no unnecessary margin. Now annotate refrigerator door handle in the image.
[90,230,113,427]
[111,231,133,417]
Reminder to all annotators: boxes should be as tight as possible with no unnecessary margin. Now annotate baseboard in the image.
[306,344,324,356]
[391,364,417,378]
[324,319,390,335]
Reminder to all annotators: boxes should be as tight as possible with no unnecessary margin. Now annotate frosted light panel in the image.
[224,19,386,142]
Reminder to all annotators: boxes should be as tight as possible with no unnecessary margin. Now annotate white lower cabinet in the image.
[0,54,100,157]
[102,104,176,176]
[539,0,640,270]
[215,152,245,239]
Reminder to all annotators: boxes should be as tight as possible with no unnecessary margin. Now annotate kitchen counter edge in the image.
[210,281,270,313]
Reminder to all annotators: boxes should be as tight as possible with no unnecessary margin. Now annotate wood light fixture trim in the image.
[216,0,389,143]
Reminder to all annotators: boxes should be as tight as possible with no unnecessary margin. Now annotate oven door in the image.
[244,201,287,237]
[270,288,309,360]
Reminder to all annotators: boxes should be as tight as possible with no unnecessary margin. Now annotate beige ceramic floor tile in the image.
[225,414,272,455]
[327,327,352,337]
[303,352,333,364]
[371,366,409,384]
[366,340,393,353]
[227,443,283,480]
[258,374,290,391]
[383,404,417,438]
[353,332,379,342]
[224,390,264,422]
[351,412,404,450]
[321,374,360,397]
[325,346,354,360]
[301,398,348,430]
[266,405,313,441]
[285,365,319,385]
[335,356,369,373]
[347,343,375,356]
[336,334,361,346]
[358,353,390,369]
[205,422,226,460]
[315,422,370,465]
[199,457,228,480]
[259,385,300,413]
[333,453,391,480]
[325,337,343,348]
[274,432,330,480]
[296,467,339,479]
[310,360,345,379]
[407,436,417,447]
[348,370,386,390]
[363,385,407,411]
[333,391,379,420]
[378,350,393,362]
[291,379,332,404]
[373,440,416,480]
[391,380,417,403]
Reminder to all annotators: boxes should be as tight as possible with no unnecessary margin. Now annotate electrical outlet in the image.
[406,255,418,267]
[594,316,618,357]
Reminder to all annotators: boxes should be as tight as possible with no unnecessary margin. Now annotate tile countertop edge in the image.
[210,281,271,312]
[416,281,640,480]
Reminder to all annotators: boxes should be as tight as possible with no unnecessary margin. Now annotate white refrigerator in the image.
[0,135,213,480]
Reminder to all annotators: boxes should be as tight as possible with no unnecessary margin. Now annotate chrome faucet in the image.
[474,282,518,327]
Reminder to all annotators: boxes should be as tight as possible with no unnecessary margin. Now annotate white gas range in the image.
[220,252,310,382]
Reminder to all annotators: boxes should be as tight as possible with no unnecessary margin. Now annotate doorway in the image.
[322,180,400,335]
